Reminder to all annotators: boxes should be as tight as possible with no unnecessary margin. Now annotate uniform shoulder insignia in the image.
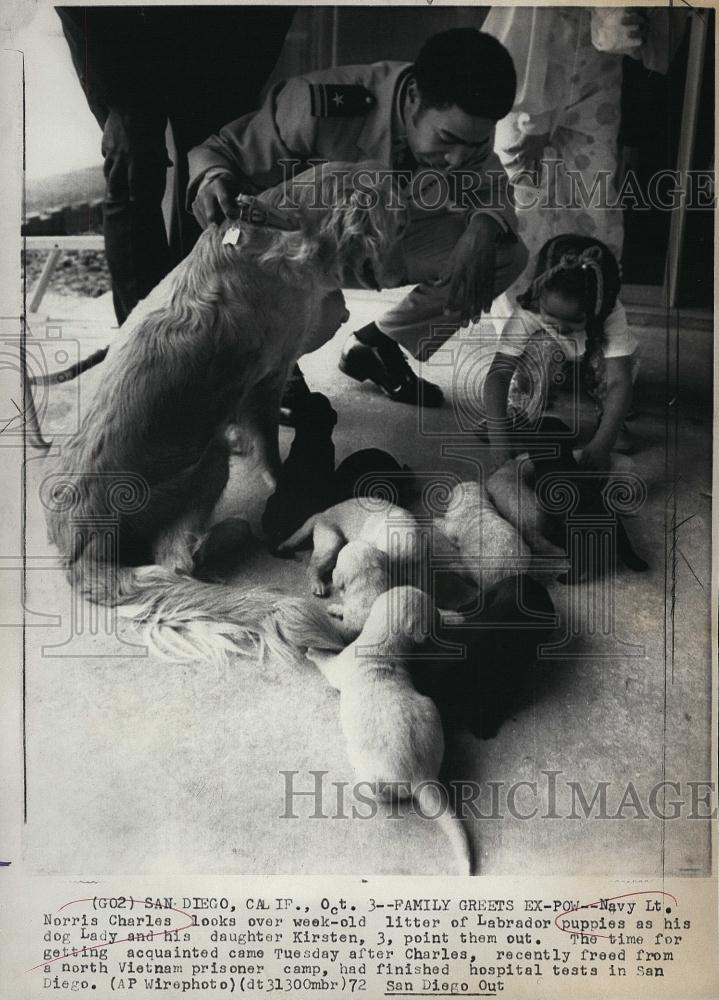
[308,83,377,118]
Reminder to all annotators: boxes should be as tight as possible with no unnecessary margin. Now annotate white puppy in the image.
[278,498,424,596]
[307,586,473,875]
[436,481,533,593]
[326,540,388,639]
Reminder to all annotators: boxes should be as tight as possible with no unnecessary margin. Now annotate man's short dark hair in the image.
[414,27,517,122]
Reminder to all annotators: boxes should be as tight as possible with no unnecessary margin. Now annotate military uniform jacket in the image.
[186,61,517,233]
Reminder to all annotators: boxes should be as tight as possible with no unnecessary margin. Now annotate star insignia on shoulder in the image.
[309,83,377,117]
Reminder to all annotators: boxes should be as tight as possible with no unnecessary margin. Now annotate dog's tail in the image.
[263,594,346,666]
[414,781,474,876]
[80,561,334,664]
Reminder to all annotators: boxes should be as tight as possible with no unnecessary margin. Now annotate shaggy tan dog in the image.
[42,162,405,660]
[306,586,473,875]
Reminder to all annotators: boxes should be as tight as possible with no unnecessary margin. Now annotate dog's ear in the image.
[347,167,407,249]
[316,162,407,286]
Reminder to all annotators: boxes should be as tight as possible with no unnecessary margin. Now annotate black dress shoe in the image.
[338,333,444,407]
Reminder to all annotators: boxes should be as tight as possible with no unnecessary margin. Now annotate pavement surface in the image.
[20,285,714,877]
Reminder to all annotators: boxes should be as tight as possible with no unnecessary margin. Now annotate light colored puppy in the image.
[327,540,388,639]
[436,481,533,593]
[278,498,422,596]
[307,586,473,875]
[487,458,564,558]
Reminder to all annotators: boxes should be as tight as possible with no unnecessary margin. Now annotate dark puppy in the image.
[525,417,648,581]
[412,573,557,739]
[489,416,647,583]
[262,392,338,547]
[334,449,417,507]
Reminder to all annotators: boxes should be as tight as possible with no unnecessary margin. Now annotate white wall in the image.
[11,4,102,180]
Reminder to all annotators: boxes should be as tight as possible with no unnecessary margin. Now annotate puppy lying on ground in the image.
[306,586,474,875]
[43,162,405,660]
[435,481,533,594]
[487,417,648,583]
[333,449,418,509]
[326,539,388,639]
[413,573,557,739]
[277,497,424,597]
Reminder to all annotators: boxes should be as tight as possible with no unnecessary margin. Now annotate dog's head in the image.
[260,161,408,290]
[362,585,435,652]
[333,540,387,592]
[329,541,388,638]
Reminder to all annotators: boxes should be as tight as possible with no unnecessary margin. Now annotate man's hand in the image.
[192,175,242,229]
[444,214,503,326]
[578,438,612,471]
[504,131,551,180]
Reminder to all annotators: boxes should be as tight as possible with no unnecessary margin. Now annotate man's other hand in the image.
[444,214,503,326]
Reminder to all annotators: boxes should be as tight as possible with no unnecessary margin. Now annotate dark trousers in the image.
[57,6,295,325]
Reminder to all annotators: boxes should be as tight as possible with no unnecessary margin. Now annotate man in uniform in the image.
[189,27,526,412]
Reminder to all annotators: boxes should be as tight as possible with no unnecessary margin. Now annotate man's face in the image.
[405,83,495,171]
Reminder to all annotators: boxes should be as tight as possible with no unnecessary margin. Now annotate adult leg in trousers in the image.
[57,8,172,326]
[338,212,527,406]
[164,7,297,265]
[100,108,173,325]
[375,213,528,359]
[162,8,304,426]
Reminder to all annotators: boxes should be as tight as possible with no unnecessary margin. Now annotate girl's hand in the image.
[579,439,612,471]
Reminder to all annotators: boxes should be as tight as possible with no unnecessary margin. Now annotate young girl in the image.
[483,234,639,471]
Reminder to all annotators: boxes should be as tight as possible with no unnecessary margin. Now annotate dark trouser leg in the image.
[56,9,172,326]
[375,214,528,360]
[165,7,296,265]
[101,109,172,324]
[337,213,527,407]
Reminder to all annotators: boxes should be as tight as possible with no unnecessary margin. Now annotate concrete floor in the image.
[22,286,713,877]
